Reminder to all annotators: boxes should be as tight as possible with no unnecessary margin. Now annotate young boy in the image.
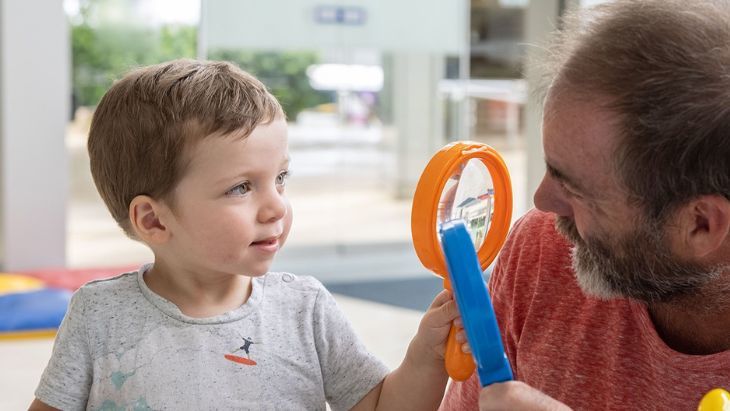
[30,60,460,410]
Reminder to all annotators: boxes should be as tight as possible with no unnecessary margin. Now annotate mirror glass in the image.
[437,158,494,248]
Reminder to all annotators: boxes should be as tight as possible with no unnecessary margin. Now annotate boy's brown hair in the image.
[88,59,284,238]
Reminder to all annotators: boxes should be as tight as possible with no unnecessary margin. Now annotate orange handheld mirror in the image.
[411,141,513,381]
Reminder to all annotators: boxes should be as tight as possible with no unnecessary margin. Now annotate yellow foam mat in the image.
[0,274,45,294]
[0,329,57,340]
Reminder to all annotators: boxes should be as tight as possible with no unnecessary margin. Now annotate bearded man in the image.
[441,0,730,409]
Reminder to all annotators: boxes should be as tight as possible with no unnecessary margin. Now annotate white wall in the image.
[523,0,579,206]
[202,0,465,53]
[0,1,69,270]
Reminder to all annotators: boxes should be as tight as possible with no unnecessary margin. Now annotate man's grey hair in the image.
[532,0,730,222]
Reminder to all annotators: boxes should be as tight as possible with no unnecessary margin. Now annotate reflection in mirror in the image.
[437,158,494,248]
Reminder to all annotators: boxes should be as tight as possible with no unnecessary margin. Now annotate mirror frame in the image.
[412,142,512,285]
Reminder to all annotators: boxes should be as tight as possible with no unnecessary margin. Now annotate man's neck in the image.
[648,283,730,355]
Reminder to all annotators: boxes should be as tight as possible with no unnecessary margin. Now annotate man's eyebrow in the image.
[545,162,587,193]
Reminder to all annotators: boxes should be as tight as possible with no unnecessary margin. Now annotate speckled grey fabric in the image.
[35,264,389,411]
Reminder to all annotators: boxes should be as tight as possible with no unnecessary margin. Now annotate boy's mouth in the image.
[251,236,279,247]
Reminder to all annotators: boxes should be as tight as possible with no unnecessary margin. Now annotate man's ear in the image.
[129,195,171,244]
[676,195,730,258]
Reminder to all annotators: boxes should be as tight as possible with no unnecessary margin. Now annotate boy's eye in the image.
[276,170,290,186]
[226,182,251,196]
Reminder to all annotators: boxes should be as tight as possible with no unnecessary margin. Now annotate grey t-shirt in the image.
[35,265,389,410]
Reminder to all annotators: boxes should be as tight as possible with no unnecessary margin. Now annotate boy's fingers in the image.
[428,289,453,309]
[430,298,459,323]
[462,342,471,354]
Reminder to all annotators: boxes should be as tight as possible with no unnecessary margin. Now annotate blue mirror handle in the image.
[440,220,513,387]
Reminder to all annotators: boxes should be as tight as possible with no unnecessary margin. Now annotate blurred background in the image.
[0,0,607,408]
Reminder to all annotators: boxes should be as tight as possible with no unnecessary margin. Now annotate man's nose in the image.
[533,175,572,217]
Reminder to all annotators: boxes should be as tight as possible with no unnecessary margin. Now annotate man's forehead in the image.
[543,90,621,148]
[542,91,625,195]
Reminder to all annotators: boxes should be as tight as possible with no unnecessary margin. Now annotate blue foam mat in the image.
[0,288,72,332]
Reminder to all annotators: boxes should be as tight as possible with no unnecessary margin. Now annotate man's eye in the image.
[226,182,251,196]
[276,170,290,186]
[560,182,581,198]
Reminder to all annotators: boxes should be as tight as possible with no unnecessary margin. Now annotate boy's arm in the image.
[28,398,60,411]
[352,290,459,410]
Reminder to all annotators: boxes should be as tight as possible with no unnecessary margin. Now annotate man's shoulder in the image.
[493,209,575,290]
[511,208,561,239]
[497,209,566,260]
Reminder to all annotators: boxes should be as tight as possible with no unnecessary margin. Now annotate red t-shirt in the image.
[440,209,730,410]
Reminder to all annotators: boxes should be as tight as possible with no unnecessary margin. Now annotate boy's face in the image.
[160,119,292,277]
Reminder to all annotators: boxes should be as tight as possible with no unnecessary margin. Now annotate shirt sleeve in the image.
[34,288,93,410]
[312,286,390,411]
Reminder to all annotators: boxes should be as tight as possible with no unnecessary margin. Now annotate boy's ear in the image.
[674,195,730,259]
[129,195,170,244]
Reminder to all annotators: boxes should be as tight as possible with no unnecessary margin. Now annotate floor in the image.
[0,123,526,409]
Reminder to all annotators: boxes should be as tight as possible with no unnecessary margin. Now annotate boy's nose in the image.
[258,189,288,223]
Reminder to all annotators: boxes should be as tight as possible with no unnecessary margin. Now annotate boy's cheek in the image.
[278,207,294,247]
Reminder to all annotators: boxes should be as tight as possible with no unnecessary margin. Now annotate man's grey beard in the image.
[554,215,722,303]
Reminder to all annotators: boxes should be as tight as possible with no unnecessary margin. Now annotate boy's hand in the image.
[407,289,461,368]
[370,289,461,410]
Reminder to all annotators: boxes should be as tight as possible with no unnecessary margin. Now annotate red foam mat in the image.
[21,265,140,291]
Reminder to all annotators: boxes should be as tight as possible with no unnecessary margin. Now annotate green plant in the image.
[208,50,332,120]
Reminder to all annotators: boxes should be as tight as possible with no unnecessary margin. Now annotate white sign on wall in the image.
[201,0,466,53]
